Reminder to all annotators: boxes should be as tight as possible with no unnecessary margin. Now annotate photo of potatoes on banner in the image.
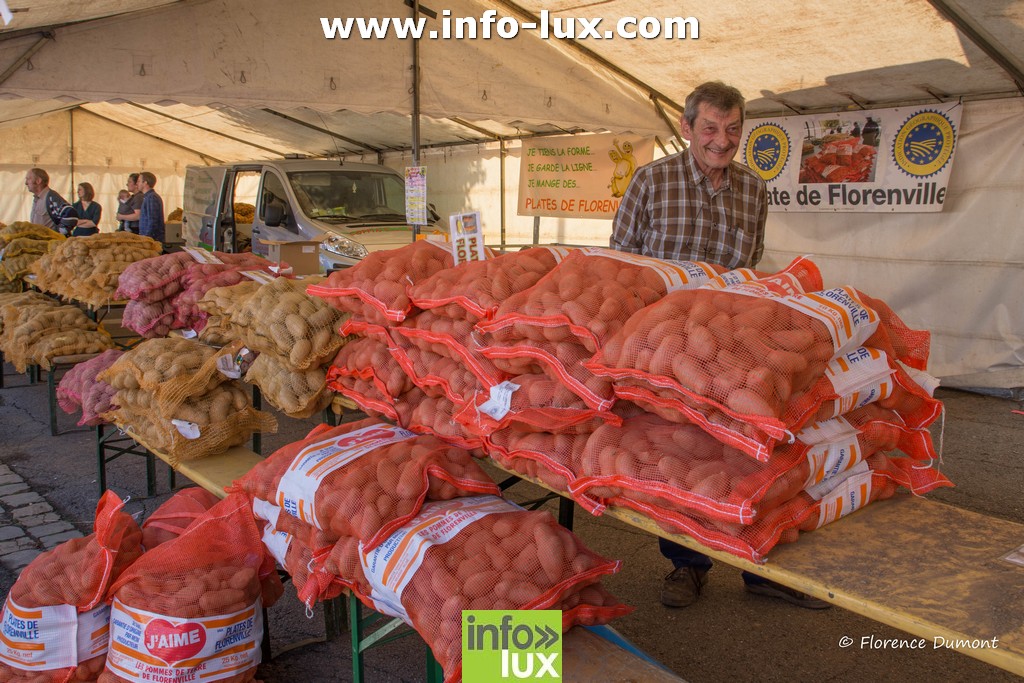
[798,116,882,184]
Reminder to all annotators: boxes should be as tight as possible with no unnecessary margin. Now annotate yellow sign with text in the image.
[518,133,654,219]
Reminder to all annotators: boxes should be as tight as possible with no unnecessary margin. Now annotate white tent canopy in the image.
[0,0,1021,389]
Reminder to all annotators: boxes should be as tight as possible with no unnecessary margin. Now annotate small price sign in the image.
[449,211,485,265]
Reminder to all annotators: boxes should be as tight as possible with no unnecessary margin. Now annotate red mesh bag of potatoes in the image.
[408,246,571,320]
[391,308,509,390]
[358,496,630,683]
[455,375,622,438]
[57,349,124,427]
[307,239,470,325]
[477,247,726,354]
[402,392,483,450]
[611,453,952,563]
[327,335,413,399]
[479,334,617,411]
[0,491,143,683]
[587,284,887,461]
[612,344,941,463]
[574,405,940,525]
[142,488,221,550]
[791,347,942,429]
[389,336,495,407]
[101,494,282,683]
[483,427,590,494]
[252,500,352,610]
[229,419,500,551]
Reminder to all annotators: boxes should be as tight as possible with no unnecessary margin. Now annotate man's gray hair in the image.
[683,82,746,128]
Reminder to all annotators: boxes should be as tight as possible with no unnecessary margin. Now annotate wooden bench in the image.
[489,461,1024,677]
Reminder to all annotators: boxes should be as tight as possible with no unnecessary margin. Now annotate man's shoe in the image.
[660,566,709,608]
[745,580,832,610]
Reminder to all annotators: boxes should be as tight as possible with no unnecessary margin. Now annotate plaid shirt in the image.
[610,148,767,269]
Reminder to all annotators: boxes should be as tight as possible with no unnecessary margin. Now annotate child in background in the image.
[116,190,131,231]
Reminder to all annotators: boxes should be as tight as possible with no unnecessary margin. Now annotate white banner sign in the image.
[518,133,655,219]
[741,102,962,212]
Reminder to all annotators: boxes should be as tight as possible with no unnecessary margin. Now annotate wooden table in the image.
[491,461,1024,676]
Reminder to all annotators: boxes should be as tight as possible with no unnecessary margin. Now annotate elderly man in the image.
[610,81,828,611]
[25,168,77,234]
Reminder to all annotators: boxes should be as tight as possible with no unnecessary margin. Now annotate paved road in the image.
[0,364,1021,682]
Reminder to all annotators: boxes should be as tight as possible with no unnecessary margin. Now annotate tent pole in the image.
[411,0,422,240]
[499,139,507,248]
[652,97,684,149]
[68,108,75,196]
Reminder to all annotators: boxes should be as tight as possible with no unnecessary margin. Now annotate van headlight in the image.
[322,234,368,260]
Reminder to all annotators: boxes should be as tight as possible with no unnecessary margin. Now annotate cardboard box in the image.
[165,222,183,244]
[259,238,323,275]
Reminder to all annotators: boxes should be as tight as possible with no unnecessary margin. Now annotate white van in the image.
[182,159,440,270]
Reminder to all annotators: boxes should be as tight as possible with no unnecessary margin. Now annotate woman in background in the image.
[72,182,101,236]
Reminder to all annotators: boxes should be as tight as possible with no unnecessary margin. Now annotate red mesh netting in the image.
[390,336,497,406]
[403,392,484,451]
[454,374,623,438]
[142,488,221,550]
[483,428,590,494]
[573,405,939,525]
[478,248,729,353]
[57,349,124,426]
[101,494,283,683]
[327,335,414,403]
[586,285,898,461]
[0,491,143,683]
[252,500,352,609]
[391,309,509,390]
[307,240,464,325]
[607,345,941,462]
[229,419,500,550]
[610,453,952,563]
[408,246,571,320]
[115,252,196,303]
[357,496,630,683]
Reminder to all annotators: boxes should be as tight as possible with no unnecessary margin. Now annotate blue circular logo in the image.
[892,110,956,177]
[745,124,790,181]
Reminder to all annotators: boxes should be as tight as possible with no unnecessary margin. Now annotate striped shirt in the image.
[610,148,767,269]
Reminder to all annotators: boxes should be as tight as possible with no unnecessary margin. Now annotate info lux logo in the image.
[463,610,562,681]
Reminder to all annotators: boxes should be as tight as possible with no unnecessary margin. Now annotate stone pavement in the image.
[0,461,83,572]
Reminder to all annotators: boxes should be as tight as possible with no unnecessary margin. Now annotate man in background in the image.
[24,168,76,234]
[138,171,165,245]
[116,173,144,234]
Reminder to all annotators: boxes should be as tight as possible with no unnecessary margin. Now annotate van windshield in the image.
[288,170,407,221]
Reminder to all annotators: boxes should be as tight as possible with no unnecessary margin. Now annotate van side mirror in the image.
[265,202,285,227]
